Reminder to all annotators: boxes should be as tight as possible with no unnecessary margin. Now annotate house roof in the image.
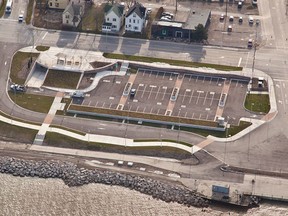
[64,2,83,17]
[126,2,146,19]
[184,9,211,30]
[105,3,125,18]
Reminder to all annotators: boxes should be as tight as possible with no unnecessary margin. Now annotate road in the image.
[0,0,288,175]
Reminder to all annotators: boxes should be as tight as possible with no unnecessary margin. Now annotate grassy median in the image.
[103,53,243,71]
[9,92,54,113]
[245,94,270,113]
[44,69,81,89]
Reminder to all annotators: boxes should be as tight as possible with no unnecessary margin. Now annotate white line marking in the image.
[238,57,242,67]
[4,61,7,66]
[109,97,114,100]
[42,32,48,40]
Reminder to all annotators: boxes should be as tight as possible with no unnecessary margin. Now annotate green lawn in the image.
[25,0,34,24]
[81,3,104,33]
[0,121,37,143]
[245,94,270,113]
[0,0,7,18]
[9,92,54,113]
[103,53,242,71]
[10,52,40,84]
[43,69,81,89]
[36,46,50,51]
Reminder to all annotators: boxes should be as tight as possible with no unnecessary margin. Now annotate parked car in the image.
[256,19,260,25]
[71,91,84,98]
[252,0,257,6]
[10,84,26,92]
[130,89,136,97]
[227,25,232,32]
[238,2,243,8]
[248,39,253,48]
[229,16,234,22]
[18,14,24,22]
[220,14,225,21]
[239,17,243,23]
[162,12,174,18]
[249,16,254,24]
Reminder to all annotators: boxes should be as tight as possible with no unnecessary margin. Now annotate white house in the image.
[125,2,146,33]
[62,2,84,27]
[102,4,125,32]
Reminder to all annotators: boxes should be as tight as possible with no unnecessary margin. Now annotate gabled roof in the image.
[64,2,83,17]
[126,2,146,19]
[105,3,125,18]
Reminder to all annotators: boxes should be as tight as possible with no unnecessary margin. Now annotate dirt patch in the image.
[33,5,63,30]
[78,73,96,89]
[90,61,111,68]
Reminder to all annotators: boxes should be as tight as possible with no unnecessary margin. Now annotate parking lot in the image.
[78,68,250,125]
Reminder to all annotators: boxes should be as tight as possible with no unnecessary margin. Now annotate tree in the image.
[194,24,208,42]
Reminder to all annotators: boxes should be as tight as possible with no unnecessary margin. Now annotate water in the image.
[0,174,287,216]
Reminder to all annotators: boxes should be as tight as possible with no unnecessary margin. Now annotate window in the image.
[49,2,52,6]
[107,18,109,21]
[55,3,59,7]
[137,20,139,24]
[65,15,69,18]
[129,19,131,23]
[134,26,138,30]
[133,13,136,17]
[133,19,135,23]
[162,29,167,35]
[66,20,69,24]
[112,25,116,29]
[129,24,131,27]
[113,18,116,21]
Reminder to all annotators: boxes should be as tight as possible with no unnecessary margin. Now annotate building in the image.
[125,2,146,33]
[62,2,84,27]
[151,9,211,41]
[102,4,125,32]
[48,0,70,10]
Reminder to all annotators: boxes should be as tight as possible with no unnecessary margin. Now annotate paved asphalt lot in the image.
[78,68,250,125]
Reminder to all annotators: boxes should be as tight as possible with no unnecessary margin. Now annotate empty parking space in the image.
[82,75,129,110]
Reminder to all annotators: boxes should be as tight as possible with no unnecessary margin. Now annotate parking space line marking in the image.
[109,97,114,100]
[205,108,210,111]
[157,102,162,105]
[186,89,191,92]
[157,109,160,114]
[155,86,161,100]
[103,80,110,83]
[238,57,242,67]
[141,85,147,98]
[109,103,112,108]
[148,86,155,99]
[162,87,167,100]
[143,107,146,113]
[189,89,194,104]
[196,76,198,83]
[102,102,105,108]
[203,91,208,105]
[192,113,195,119]
[149,71,152,77]
[209,77,212,84]
[139,83,144,87]
[196,91,202,104]
[181,105,186,108]
[116,81,121,84]
[156,72,159,78]
[133,99,138,102]
[199,114,202,119]
[189,75,192,82]
[185,112,187,118]
[88,101,91,106]
[95,101,99,107]
[206,114,209,120]
[162,73,165,79]
[182,90,187,103]
[136,106,139,112]
[150,107,153,113]
[202,76,205,83]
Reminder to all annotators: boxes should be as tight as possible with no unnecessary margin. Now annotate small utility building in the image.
[151,9,211,41]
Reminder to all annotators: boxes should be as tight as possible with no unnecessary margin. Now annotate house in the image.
[48,0,69,10]
[125,2,146,33]
[102,4,125,32]
[62,2,84,27]
[151,9,211,42]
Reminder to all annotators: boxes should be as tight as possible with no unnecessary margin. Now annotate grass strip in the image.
[36,46,50,51]
[0,120,37,143]
[10,52,40,84]
[25,0,34,24]
[0,0,7,17]
[244,94,270,113]
[69,104,218,127]
[44,69,81,89]
[44,132,191,158]
[0,110,41,126]
[103,53,242,71]
[9,92,54,113]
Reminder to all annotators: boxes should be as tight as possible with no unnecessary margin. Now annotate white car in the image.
[249,16,254,24]
[18,14,24,22]
[252,0,257,6]
[229,16,234,22]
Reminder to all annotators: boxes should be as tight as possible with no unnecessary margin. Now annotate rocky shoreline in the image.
[0,157,208,208]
